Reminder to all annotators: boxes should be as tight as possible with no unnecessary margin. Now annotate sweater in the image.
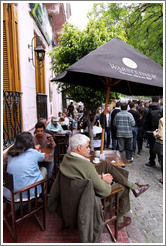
[60,154,111,197]
[113,110,135,138]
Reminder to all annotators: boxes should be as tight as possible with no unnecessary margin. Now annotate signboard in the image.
[29,3,52,45]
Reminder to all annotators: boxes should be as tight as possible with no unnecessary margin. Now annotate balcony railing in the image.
[36,93,48,120]
[3,91,22,150]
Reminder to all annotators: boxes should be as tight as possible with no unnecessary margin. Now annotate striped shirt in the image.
[113,110,135,138]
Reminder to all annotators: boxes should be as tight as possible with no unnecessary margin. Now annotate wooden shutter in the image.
[3,3,21,92]
[3,4,12,91]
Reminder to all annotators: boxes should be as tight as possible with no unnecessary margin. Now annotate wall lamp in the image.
[28,36,46,69]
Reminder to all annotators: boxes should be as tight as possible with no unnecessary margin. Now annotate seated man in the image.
[47,116,63,131]
[32,122,56,178]
[59,134,149,230]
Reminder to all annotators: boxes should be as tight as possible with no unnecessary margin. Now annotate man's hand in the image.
[47,135,55,148]
[101,173,113,185]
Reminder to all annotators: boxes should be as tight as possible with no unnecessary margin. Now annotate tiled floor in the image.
[3,209,129,243]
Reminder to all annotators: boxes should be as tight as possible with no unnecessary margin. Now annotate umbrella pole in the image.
[100,86,111,154]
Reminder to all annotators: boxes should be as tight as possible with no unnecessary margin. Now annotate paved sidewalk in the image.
[124,144,163,243]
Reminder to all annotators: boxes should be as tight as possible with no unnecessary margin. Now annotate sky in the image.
[69,2,95,30]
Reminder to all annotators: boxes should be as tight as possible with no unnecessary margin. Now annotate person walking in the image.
[144,96,163,167]
[113,103,135,162]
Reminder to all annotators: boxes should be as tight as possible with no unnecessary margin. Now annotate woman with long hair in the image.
[4,132,46,201]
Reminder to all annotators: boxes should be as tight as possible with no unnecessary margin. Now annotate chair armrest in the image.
[14,179,48,195]
[100,187,123,200]
[110,187,123,196]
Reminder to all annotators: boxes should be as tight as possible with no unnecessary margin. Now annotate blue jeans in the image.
[112,137,118,150]
[48,161,54,178]
[132,127,138,153]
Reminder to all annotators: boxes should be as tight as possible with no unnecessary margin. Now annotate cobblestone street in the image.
[125,143,163,243]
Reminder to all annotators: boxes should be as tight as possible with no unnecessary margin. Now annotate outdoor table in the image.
[40,148,54,162]
[90,150,131,167]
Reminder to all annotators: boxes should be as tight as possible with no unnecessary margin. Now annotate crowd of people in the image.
[3,95,163,241]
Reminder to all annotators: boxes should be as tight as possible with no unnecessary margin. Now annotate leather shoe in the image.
[132,184,149,197]
[145,162,156,167]
[118,216,131,230]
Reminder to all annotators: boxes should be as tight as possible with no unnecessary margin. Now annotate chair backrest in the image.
[3,172,14,191]
[3,172,48,242]
[59,172,104,243]
[60,172,91,227]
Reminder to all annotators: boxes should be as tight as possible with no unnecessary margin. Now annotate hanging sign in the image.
[29,3,52,45]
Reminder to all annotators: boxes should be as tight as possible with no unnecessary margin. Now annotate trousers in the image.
[96,161,130,217]
[117,137,133,160]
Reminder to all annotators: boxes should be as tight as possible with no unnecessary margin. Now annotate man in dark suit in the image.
[100,106,111,148]
[110,101,121,150]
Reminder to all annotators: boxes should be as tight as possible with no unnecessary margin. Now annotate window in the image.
[3,3,22,149]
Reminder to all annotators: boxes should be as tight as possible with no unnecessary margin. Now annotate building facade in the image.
[3,2,71,150]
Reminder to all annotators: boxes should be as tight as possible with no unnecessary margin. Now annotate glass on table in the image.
[35,144,40,151]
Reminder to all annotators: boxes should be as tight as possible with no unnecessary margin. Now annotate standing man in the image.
[110,101,121,150]
[67,101,74,118]
[100,106,111,148]
[113,103,135,162]
[128,102,141,156]
[144,96,163,167]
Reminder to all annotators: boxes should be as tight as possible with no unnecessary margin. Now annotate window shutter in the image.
[3,4,11,91]
[10,4,21,91]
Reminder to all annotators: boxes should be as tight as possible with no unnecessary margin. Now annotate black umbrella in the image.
[52,37,163,152]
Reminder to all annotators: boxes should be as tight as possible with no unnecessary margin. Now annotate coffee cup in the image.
[35,144,40,151]
[93,157,100,163]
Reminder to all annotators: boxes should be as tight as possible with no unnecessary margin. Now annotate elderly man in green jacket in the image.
[59,134,149,230]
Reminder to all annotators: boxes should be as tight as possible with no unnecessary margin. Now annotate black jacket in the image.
[100,112,111,129]
[144,102,163,131]
[111,108,121,138]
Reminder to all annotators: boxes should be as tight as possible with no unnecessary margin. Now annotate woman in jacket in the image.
[3,132,46,201]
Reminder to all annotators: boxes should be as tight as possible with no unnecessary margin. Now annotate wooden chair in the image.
[59,172,123,243]
[100,187,123,242]
[3,172,48,242]
[54,135,69,166]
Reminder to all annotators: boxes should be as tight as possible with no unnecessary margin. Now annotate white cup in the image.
[100,153,106,161]
[93,157,100,163]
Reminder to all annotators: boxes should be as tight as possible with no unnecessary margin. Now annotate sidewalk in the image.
[124,144,163,243]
